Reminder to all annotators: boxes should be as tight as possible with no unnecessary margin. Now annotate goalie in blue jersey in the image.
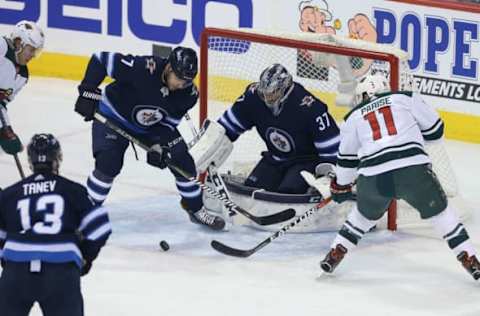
[192,63,340,195]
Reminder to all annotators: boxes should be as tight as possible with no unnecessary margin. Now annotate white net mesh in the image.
[201,28,470,229]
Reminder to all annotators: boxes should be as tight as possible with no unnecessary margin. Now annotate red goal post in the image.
[198,27,464,232]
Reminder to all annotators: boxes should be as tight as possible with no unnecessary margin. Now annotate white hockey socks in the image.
[331,205,378,252]
[428,205,476,257]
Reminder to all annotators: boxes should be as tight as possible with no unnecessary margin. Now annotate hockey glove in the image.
[75,84,102,121]
[81,260,92,276]
[330,177,354,203]
[0,126,23,155]
[147,144,171,169]
[0,88,12,102]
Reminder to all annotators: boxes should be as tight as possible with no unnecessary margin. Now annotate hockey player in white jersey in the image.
[0,21,44,156]
[318,74,479,280]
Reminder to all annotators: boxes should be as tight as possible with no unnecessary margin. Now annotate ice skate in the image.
[189,207,226,231]
[457,251,480,281]
[320,244,348,273]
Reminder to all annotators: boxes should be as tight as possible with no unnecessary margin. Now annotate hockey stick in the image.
[211,196,332,257]
[14,154,25,179]
[93,112,296,225]
[0,107,25,179]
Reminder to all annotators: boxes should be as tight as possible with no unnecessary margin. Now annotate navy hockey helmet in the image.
[168,46,198,81]
[27,133,62,173]
[257,64,294,116]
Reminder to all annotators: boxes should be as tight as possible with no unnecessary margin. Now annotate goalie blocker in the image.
[189,120,233,173]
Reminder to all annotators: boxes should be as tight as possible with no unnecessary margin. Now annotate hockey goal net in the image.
[199,27,469,231]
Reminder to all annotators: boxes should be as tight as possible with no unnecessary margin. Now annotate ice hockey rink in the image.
[1,77,479,316]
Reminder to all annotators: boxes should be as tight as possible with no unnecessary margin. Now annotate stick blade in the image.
[211,240,255,258]
[256,208,296,225]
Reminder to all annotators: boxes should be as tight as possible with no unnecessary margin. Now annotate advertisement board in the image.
[0,0,479,141]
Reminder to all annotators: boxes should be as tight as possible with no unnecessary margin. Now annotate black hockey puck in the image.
[159,240,170,251]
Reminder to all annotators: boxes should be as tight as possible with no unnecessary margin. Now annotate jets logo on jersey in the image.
[132,105,167,127]
[160,86,169,97]
[300,95,315,107]
[266,127,295,153]
[145,58,156,75]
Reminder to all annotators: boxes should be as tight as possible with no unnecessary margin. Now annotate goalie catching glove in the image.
[330,177,354,203]
[75,84,102,121]
[147,144,171,169]
[189,119,233,173]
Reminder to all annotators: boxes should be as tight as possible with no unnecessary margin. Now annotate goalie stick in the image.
[211,196,332,257]
[93,112,296,226]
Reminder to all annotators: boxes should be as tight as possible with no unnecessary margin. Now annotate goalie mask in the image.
[10,20,45,58]
[27,133,63,174]
[257,64,294,116]
[355,74,390,104]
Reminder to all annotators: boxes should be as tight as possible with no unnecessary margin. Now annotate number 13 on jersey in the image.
[17,194,65,234]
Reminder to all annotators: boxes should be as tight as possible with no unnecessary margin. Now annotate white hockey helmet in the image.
[10,20,45,56]
[355,73,390,104]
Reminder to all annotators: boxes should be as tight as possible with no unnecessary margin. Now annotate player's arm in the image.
[308,100,341,163]
[76,189,112,276]
[330,119,360,203]
[217,84,256,142]
[74,52,142,121]
[409,93,444,141]
[335,119,360,185]
[0,49,15,122]
[0,38,13,104]
[0,42,23,155]
[80,52,142,87]
[0,37,7,58]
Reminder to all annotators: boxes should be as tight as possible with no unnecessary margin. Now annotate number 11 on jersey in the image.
[363,106,398,141]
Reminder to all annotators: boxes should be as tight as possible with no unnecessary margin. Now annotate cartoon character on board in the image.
[298,0,378,77]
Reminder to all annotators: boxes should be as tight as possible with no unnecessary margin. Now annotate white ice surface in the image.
[0,78,479,316]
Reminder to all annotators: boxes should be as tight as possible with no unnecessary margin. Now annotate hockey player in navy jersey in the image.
[214,63,340,194]
[0,21,45,156]
[0,133,111,315]
[74,46,225,230]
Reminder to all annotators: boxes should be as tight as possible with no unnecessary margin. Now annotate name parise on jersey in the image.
[336,91,444,184]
